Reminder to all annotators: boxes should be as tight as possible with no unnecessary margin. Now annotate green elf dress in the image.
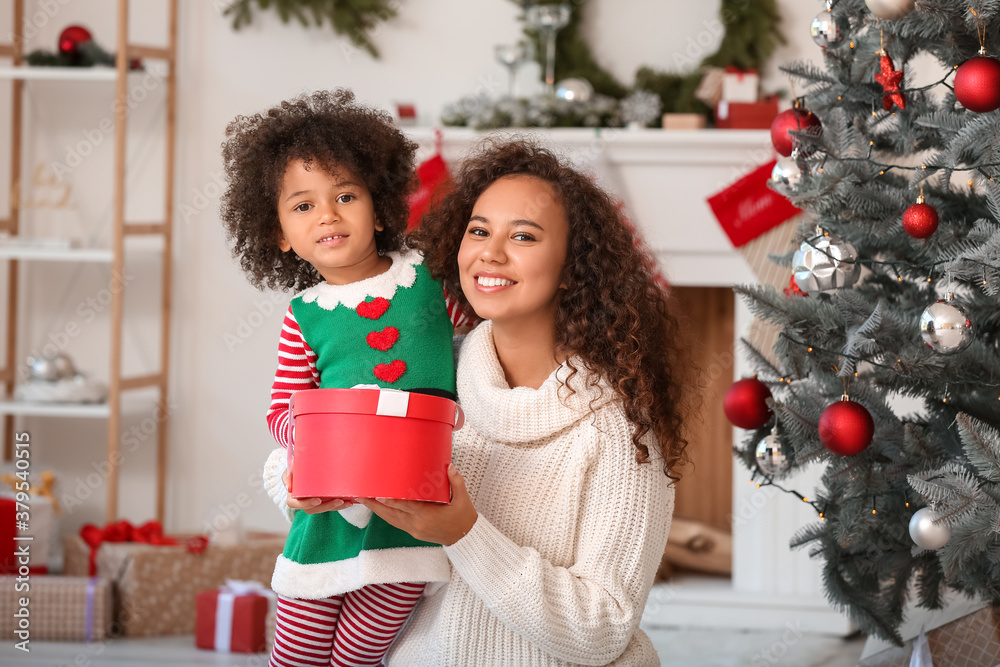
[271,249,456,600]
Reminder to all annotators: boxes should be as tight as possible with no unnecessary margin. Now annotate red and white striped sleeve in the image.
[445,288,476,330]
[266,305,319,448]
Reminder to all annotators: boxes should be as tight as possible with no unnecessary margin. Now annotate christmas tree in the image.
[730,0,1000,644]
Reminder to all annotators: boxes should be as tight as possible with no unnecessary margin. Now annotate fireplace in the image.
[408,127,853,635]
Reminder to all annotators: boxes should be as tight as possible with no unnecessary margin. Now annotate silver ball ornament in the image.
[865,0,915,20]
[555,77,594,103]
[768,156,805,197]
[811,10,849,48]
[26,353,77,382]
[755,433,790,476]
[919,295,974,354]
[908,507,951,550]
[792,233,861,294]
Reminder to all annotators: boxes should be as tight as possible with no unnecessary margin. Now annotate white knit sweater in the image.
[263,320,674,666]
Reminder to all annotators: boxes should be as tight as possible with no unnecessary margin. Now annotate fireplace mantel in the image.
[406,127,852,635]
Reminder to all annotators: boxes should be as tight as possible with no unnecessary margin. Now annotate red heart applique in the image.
[367,326,400,352]
[373,360,406,383]
[356,297,390,320]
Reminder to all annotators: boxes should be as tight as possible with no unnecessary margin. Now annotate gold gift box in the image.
[62,532,285,637]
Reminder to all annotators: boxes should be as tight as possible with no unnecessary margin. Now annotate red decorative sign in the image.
[707,160,801,247]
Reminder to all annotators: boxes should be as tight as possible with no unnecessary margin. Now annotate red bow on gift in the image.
[79,520,208,576]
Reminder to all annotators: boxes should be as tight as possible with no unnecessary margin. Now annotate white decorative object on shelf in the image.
[0,235,75,250]
[721,69,759,103]
[15,376,108,404]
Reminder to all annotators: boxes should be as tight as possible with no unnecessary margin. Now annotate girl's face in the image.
[458,175,569,328]
[277,159,384,285]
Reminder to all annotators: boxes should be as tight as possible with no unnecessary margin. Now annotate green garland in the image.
[516,0,785,115]
[224,0,397,58]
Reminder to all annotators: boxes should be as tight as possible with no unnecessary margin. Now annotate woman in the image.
[264,139,691,666]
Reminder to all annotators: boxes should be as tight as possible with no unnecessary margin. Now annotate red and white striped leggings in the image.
[268,582,425,667]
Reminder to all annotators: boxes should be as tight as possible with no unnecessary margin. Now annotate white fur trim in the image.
[270,547,451,599]
[299,249,422,311]
[338,504,373,529]
[263,447,295,524]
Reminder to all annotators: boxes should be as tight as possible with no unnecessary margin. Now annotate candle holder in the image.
[525,4,571,95]
[494,41,533,97]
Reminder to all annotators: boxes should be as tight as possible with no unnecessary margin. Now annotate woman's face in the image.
[458,175,569,327]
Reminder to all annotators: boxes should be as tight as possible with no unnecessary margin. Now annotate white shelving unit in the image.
[0,0,178,523]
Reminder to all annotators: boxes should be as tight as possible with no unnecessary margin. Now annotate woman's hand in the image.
[359,464,478,546]
[282,469,354,514]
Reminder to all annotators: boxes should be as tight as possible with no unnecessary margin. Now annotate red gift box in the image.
[0,496,47,575]
[287,387,464,503]
[715,99,779,129]
[195,581,274,653]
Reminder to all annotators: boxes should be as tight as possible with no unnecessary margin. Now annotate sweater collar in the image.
[457,320,617,444]
[298,249,422,311]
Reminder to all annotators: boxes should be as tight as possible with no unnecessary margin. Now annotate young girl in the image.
[267,138,692,665]
[220,89,471,667]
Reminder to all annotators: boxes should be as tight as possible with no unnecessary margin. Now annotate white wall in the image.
[0,0,823,539]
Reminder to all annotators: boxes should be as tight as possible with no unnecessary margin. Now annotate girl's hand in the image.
[359,464,478,546]
[282,469,355,514]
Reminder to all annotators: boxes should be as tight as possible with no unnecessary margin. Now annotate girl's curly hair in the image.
[411,139,693,481]
[220,89,416,292]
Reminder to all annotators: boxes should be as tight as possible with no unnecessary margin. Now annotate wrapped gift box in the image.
[0,576,112,641]
[860,606,1000,667]
[63,531,285,637]
[195,581,274,653]
[288,387,463,502]
[715,99,780,129]
[721,67,759,103]
[1,492,56,574]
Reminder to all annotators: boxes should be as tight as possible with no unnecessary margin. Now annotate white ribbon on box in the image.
[213,579,276,653]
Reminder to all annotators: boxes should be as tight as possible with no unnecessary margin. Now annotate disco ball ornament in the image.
[954,56,1000,113]
[810,9,849,49]
[768,156,805,197]
[818,399,874,457]
[755,432,790,476]
[908,507,951,550]
[919,294,974,354]
[555,77,594,103]
[792,233,861,294]
[864,0,915,20]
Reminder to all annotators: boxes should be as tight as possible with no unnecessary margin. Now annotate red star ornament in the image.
[874,53,906,111]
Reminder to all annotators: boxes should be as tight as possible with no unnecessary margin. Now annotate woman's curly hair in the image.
[411,139,694,481]
[220,89,416,292]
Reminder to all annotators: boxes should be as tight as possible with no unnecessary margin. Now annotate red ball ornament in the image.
[818,399,874,456]
[784,273,808,297]
[58,25,93,57]
[724,377,773,430]
[955,56,1000,113]
[902,200,939,239]
[770,108,822,157]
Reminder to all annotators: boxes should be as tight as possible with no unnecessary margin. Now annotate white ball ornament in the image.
[865,0,915,20]
[908,507,951,550]
[768,156,805,197]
